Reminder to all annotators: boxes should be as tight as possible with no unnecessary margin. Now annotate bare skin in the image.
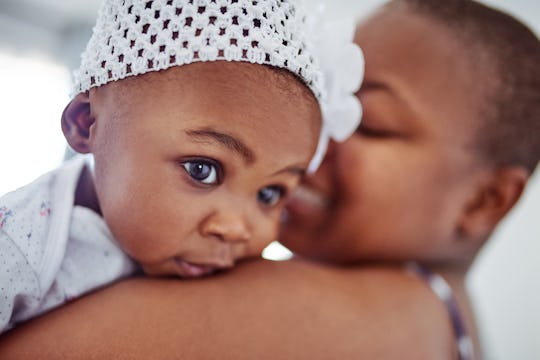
[0,259,457,360]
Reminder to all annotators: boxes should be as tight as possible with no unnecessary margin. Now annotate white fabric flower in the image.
[307,8,364,173]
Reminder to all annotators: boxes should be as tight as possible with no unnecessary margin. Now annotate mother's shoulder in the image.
[0,259,457,359]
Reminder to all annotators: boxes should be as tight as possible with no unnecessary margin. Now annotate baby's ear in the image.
[458,166,529,241]
[61,92,94,154]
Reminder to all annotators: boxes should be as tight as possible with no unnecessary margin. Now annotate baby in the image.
[280,0,540,358]
[0,0,362,332]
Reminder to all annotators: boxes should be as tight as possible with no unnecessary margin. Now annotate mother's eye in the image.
[182,159,222,185]
[356,124,393,138]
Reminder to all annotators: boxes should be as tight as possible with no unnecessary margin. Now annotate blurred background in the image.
[0,1,538,358]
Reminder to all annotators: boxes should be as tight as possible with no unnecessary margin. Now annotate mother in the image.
[2,1,539,359]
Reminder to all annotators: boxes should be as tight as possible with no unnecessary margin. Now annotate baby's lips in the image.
[174,259,220,278]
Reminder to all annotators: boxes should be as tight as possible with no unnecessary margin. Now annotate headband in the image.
[72,0,363,172]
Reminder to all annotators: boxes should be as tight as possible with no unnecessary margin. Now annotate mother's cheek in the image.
[334,138,366,189]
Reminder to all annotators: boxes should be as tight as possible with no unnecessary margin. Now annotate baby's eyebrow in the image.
[185,128,256,164]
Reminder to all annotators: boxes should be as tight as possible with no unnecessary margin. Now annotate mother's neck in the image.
[74,165,101,215]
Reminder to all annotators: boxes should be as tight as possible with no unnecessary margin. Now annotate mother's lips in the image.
[285,185,329,218]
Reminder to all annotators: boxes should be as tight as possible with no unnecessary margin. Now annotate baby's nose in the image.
[200,210,251,244]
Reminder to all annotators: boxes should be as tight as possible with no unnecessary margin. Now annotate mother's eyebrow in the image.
[360,79,414,113]
[185,128,255,164]
[359,79,409,105]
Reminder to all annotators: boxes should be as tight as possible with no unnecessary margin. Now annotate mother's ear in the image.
[61,92,94,153]
[458,166,529,241]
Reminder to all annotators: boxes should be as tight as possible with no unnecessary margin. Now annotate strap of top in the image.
[407,262,475,360]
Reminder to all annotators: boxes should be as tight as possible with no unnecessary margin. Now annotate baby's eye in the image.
[182,160,221,185]
[258,186,285,207]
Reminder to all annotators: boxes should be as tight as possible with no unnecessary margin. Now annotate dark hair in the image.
[388,0,540,172]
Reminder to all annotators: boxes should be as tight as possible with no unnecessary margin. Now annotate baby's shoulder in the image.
[0,164,72,273]
[0,177,55,273]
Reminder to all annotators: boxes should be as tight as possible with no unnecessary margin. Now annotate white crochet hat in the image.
[72,0,364,172]
[72,0,323,99]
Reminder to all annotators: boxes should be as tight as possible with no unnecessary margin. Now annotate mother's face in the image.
[280,7,484,263]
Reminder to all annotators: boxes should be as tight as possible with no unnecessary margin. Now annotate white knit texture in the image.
[72,0,323,99]
[305,11,364,172]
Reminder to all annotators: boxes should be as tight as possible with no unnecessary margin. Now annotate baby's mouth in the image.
[174,258,227,278]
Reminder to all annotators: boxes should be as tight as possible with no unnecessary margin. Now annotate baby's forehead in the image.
[94,61,320,134]
[100,60,316,107]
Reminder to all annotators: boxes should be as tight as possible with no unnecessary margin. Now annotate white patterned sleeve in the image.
[0,231,41,333]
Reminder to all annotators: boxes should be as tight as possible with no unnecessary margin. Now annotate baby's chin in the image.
[141,258,232,278]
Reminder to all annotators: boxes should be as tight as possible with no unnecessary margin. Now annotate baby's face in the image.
[281,7,488,263]
[88,62,320,277]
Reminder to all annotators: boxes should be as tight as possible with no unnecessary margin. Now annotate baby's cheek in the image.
[105,205,166,263]
[108,219,151,260]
